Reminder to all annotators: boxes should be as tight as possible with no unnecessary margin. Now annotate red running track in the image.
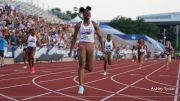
[0,59,180,101]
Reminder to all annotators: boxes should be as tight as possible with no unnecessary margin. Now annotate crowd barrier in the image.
[13,46,68,62]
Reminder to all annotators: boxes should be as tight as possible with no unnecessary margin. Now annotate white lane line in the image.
[21,61,144,100]
[0,83,31,90]
[129,74,141,76]
[101,61,166,101]
[72,61,164,101]
[100,78,145,101]
[111,63,176,96]
[0,61,125,79]
[145,63,180,88]
[1,95,179,98]
[0,61,130,91]
[0,76,74,90]
[29,78,109,101]
[22,77,107,101]
[0,93,19,101]
[38,76,74,83]
[85,85,152,101]
[0,75,37,82]
[22,77,108,101]
[174,61,180,101]
[21,60,153,101]
[32,76,90,101]
[111,76,175,95]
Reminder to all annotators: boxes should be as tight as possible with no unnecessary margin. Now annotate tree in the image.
[51,7,81,21]
[51,8,61,16]
[51,8,61,13]
[51,8,71,20]
[66,10,72,16]
[73,7,78,13]
[66,7,82,19]
[109,16,160,39]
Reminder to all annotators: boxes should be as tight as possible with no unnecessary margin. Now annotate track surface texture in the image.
[0,59,180,101]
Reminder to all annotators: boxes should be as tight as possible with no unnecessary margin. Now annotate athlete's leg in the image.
[103,53,108,75]
[140,54,145,67]
[23,49,27,68]
[27,48,31,67]
[78,45,86,86]
[86,44,94,72]
[31,48,36,68]
[30,48,36,73]
[77,44,86,94]
[107,52,112,65]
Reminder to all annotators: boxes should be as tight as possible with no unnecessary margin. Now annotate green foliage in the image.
[51,7,82,21]
[109,16,160,39]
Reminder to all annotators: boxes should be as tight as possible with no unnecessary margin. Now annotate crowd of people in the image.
[0,2,74,49]
[0,2,75,71]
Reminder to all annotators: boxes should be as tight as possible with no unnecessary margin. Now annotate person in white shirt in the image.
[26,29,37,74]
[103,34,115,75]
[132,45,137,62]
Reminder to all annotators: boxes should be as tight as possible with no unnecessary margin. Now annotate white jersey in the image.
[58,39,64,47]
[105,40,113,52]
[27,35,37,47]
[79,21,95,43]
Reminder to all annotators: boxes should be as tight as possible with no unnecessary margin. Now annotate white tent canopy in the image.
[70,15,82,24]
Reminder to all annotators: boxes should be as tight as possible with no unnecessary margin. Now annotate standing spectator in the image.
[0,34,7,67]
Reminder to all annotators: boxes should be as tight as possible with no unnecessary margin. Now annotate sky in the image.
[30,0,180,20]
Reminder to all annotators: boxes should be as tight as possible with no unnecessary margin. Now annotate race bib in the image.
[80,34,89,40]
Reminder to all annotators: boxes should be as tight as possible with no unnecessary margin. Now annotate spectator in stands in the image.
[0,2,74,64]
[0,34,7,67]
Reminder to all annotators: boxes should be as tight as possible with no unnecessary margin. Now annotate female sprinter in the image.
[137,38,147,68]
[103,34,115,75]
[26,29,38,74]
[68,6,104,94]
[164,41,174,69]
[22,32,29,69]
[132,45,137,62]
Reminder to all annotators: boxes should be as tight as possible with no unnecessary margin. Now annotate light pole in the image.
[176,25,180,49]
[163,28,166,46]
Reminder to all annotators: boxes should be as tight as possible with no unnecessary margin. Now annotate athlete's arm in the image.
[69,22,80,56]
[171,46,175,53]
[92,21,104,51]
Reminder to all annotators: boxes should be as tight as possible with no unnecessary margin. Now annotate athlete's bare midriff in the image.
[78,42,95,46]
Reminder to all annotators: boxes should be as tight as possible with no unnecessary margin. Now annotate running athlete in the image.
[164,41,174,68]
[22,33,29,69]
[132,45,137,62]
[68,6,104,94]
[136,38,147,68]
[27,29,37,74]
[103,34,115,75]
